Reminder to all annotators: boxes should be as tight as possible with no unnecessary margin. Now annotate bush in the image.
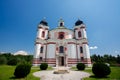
[40,63,48,70]
[76,63,85,70]
[7,58,18,66]
[14,62,31,78]
[92,63,111,77]
[0,56,7,65]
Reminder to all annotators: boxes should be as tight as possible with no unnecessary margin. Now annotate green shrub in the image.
[40,63,48,70]
[76,63,85,70]
[92,63,111,77]
[0,56,7,65]
[14,62,31,78]
[7,58,18,65]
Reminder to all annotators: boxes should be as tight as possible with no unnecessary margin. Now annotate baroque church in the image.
[33,19,91,67]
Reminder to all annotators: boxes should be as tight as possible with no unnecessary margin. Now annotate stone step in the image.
[53,67,70,74]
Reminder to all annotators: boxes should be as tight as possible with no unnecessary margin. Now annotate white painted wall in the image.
[34,44,41,58]
[81,29,87,39]
[83,44,90,58]
[77,45,80,59]
[75,30,78,39]
[71,44,77,58]
[43,45,46,58]
[47,44,56,58]
[50,31,57,39]
[75,29,83,39]
[45,30,48,39]
[37,29,41,38]
[74,26,87,39]
[37,28,48,39]
[67,44,76,58]
[67,44,71,58]
[49,29,73,39]
[66,32,73,39]
[83,29,87,38]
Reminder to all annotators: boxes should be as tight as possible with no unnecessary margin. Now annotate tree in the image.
[14,62,31,78]
[76,63,85,70]
[40,63,48,70]
[92,63,111,77]
[0,56,7,65]
[117,55,120,64]
[7,57,18,65]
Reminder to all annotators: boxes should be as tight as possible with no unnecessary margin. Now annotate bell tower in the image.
[74,19,91,67]
[37,19,49,39]
[33,19,49,66]
[74,19,87,39]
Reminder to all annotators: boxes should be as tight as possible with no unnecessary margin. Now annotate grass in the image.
[84,67,120,80]
[71,66,120,80]
[0,65,40,80]
[0,65,53,80]
[1,65,120,80]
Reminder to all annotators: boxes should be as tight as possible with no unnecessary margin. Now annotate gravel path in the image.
[33,70,90,80]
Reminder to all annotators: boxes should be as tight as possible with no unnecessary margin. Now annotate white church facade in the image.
[33,19,91,67]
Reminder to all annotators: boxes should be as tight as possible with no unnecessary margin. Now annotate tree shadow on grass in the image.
[9,76,26,80]
[89,75,110,79]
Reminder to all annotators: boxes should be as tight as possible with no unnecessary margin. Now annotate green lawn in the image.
[84,67,120,80]
[0,65,120,80]
[71,67,120,80]
[0,65,40,80]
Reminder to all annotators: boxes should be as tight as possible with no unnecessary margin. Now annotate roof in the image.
[50,18,73,31]
[75,19,83,26]
[50,26,73,32]
[40,20,48,26]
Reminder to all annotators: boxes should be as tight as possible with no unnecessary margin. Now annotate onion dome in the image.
[40,20,48,26]
[75,19,83,26]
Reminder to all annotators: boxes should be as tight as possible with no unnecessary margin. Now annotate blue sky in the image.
[0,0,120,56]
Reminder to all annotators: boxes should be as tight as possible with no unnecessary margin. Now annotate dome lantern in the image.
[58,18,64,27]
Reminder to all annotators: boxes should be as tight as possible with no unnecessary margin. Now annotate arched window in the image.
[58,32,64,39]
[40,46,43,53]
[78,31,81,38]
[59,34,64,39]
[80,46,83,53]
[42,31,45,38]
[60,22,63,26]
[59,46,64,53]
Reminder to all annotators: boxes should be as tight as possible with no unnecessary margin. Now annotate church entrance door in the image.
[59,57,64,66]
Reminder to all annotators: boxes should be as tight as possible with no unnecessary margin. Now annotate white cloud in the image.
[89,46,98,50]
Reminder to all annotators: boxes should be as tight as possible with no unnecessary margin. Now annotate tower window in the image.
[78,31,81,38]
[58,32,64,39]
[60,22,63,26]
[40,46,43,53]
[59,46,64,53]
[42,31,45,38]
[80,46,83,53]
